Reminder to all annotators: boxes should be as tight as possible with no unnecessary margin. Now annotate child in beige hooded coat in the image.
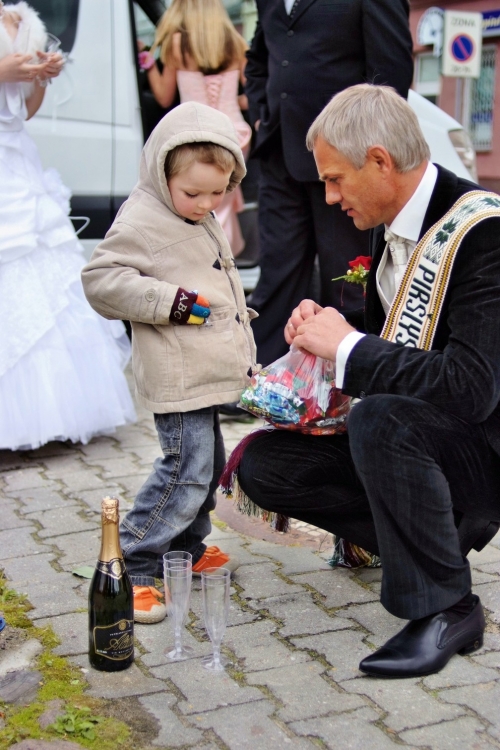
[82,102,257,623]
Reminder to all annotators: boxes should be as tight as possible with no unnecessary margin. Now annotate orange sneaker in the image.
[192,546,240,577]
[133,585,167,624]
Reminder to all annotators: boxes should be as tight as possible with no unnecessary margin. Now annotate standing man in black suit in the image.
[245,0,414,365]
[238,85,500,677]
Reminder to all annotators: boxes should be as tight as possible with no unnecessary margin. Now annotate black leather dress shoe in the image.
[359,597,485,678]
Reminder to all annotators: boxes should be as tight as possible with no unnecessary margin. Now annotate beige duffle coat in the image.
[82,102,257,413]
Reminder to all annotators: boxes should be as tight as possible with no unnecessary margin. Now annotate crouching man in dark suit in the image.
[238,84,500,678]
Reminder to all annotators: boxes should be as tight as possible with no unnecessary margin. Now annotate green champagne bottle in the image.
[88,497,134,671]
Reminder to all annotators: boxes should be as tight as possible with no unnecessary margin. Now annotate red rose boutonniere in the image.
[332,255,372,295]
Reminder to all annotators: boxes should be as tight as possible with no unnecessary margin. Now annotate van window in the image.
[17,0,80,53]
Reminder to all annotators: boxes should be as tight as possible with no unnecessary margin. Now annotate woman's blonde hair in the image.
[153,0,248,75]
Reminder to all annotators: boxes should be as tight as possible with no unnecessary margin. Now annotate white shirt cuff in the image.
[335,332,366,388]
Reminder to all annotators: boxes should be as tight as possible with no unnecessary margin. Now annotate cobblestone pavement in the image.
[3,395,500,749]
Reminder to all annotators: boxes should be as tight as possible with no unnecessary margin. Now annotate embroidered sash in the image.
[381,190,500,350]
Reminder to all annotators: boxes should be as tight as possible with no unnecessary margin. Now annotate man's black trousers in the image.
[239,394,500,620]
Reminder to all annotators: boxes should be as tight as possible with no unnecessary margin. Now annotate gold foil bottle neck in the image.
[101,496,119,525]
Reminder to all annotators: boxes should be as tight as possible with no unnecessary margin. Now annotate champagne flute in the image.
[163,552,193,661]
[38,33,62,87]
[201,567,232,672]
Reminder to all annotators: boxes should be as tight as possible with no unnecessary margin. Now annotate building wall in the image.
[411,0,500,191]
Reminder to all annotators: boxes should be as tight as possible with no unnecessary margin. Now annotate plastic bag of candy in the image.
[239,348,351,435]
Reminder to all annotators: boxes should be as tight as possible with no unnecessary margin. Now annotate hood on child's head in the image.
[136,102,247,215]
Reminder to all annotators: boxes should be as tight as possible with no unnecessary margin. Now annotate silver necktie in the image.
[384,229,414,289]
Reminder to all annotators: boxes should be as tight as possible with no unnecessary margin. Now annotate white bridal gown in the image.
[0,73,136,450]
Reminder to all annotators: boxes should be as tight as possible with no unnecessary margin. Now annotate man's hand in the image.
[285,299,323,345]
[290,305,356,361]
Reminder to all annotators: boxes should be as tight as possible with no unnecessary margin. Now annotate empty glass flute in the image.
[38,33,62,87]
[163,552,193,661]
[201,567,231,672]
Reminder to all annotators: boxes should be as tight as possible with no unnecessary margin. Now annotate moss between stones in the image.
[0,571,136,750]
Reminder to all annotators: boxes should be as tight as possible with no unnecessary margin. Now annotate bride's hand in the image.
[36,51,64,82]
[0,53,45,83]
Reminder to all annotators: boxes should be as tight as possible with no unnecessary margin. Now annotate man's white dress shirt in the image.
[335,162,438,387]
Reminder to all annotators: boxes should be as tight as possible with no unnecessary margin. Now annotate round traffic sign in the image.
[451,34,475,62]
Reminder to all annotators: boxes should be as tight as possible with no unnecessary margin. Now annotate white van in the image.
[23,0,478,285]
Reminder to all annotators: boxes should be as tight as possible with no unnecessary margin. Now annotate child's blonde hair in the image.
[165,142,238,192]
[153,0,248,75]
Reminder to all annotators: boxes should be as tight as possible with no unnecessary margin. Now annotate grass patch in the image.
[0,571,134,749]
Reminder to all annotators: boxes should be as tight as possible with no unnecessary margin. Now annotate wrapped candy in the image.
[239,349,350,435]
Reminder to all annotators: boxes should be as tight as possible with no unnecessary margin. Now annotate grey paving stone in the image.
[126,444,163,467]
[476,631,500,654]
[224,619,311,672]
[69,488,132,514]
[439,681,500,728]
[400,715,496,750]
[355,567,383,584]
[151,658,262,714]
[83,457,141,479]
[245,540,332,575]
[14,484,75,514]
[253,592,355,637]
[291,630,370,682]
[71,654,166,698]
[334,601,404,648]
[139,692,203,747]
[19,578,84,620]
[247,662,367,722]
[422,653,499,688]
[292,568,378,609]
[35,506,99,539]
[341,677,464,732]
[203,525,244,543]
[468,545,500,566]
[37,612,88,656]
[189,585,260,634]
[202,535,268,568]
[2,468,46,491]
[78,438,125,460]
[472,651,500,669]
[138,621,211,668]
[476,561,500,576]
[45,468,109,493]
[1,552,61,585]
[0,506,32,530]
[50,530,101,569]
[472,569,500,585]
[236,563,304,600]
[0,527,42,560]
[194,700,316,748]
[114,472,152,498]
[289,707,402,750]
[472,582,500,623]
[111,426,159,449]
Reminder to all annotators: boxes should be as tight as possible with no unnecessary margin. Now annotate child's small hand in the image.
[169,288,211,325]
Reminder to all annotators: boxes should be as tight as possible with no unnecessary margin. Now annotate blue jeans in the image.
[120,407,225,586]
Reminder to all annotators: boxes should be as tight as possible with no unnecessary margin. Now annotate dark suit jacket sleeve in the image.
[362,0,414,98]
[342,219,500,424]
[245,20,269,129]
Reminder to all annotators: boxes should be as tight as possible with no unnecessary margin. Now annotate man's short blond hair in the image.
[164,142,238,191]
[306,84,430,172]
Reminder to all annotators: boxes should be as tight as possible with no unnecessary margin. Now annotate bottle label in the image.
[92,618,134,661]
[96,558,126,580]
